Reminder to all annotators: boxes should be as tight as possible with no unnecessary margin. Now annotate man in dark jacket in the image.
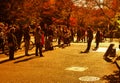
[93,28,101,50]
[7,27,17,60]
[81,26,93,53]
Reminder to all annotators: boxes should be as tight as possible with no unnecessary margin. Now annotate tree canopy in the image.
[0,0,120,28]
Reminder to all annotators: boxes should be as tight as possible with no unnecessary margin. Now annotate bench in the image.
[115,60,120,70]
[103,44,116,62]
[113,56,120,70]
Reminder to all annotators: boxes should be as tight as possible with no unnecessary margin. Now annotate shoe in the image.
[81,51,89,53]
[40,55,44,57]
[93,47,97,49]
[25,54,30,56]
[9,58,15,60]
[93,48,98,51]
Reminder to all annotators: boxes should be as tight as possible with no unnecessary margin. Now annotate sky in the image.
[72,0,104,9]
[72,0,104,7]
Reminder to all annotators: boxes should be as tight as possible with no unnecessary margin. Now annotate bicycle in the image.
[3,41,18,56]
[3,39,34,55]
[3,41,34,56]
[20,40,34,50]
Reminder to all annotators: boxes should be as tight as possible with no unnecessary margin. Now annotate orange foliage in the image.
[70,17,77,26]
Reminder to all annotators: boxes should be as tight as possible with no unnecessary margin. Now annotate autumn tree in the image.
[71,0,120,29]
[1,0,120,29]
[0,0,44,25]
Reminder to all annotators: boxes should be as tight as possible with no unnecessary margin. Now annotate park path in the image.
[0,40,119,83]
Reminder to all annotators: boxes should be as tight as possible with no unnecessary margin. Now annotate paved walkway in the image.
[0,38,120,83]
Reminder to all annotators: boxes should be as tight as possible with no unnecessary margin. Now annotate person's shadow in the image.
[0,53,36,64]
[14,56,36,63]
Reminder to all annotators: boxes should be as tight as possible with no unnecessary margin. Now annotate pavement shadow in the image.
[14,56,36,64]
[0,55,25,64]
[0,53,35,64]
[102,70,120,83]
[14,53,36,64]
[0,59,10,64]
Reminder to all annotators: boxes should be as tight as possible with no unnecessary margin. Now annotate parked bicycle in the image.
[2,37,34,55]
[20,40,34,50]
[2,37,18,55]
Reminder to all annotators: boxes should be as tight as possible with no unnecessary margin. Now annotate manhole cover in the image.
[79,76,100,81]
[65,67,88,72]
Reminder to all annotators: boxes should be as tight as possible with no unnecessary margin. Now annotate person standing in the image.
[93,28,101,50]
[45,26,54,50]
[7,27,17,60]
[57,26,63,47]
[23,24,30,56]
[0,28,4,53]
[81,28,86,43]
[81,26,93,53]
[76,27,81,42]
[62,27,71,47]
[34,25,43,57]
[14,25,23,49]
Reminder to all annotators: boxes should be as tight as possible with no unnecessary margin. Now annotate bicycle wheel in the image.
[4,45,9,55]
[20,41,34,50]
[20,41,25,50]
[29,41,34,50]
[4,45,18,55]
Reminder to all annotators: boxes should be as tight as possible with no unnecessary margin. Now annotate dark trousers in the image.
[58,36,62,45]
[35,43,42,56]
[0,39,4,53]
[95,41,100,49]
[17,37,22,49]
[9,46,15,60]
[86,40,92,51]
[25,40,30,55]
[81,37,86,42]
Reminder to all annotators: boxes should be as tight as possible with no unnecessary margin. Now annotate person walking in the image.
[81,26,93,53]
[7,27,17,60]
[93,28,101,50]
[34,25,44,57]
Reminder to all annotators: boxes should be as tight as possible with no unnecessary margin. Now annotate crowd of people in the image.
[0,22,45,60]
[0,22,110,60]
